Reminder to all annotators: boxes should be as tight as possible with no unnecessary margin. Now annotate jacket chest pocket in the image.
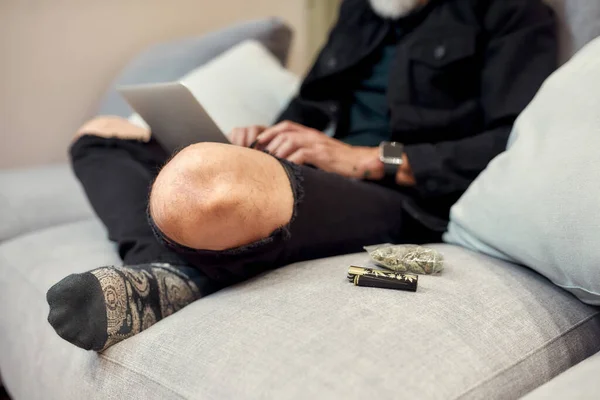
[404,32,479,108]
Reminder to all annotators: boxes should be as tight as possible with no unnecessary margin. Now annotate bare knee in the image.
[75,116,150,142]
[149,143,294,251]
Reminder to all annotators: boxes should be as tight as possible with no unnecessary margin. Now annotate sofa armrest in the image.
[0,164,94,243]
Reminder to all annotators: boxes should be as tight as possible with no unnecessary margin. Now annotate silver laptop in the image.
[118,82,230,153]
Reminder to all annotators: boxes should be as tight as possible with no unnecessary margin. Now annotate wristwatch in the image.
[379,141,404,177]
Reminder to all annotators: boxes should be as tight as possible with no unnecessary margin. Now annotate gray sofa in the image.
[1,4,600,400]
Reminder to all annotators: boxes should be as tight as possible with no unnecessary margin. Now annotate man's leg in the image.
[149,143,439,284]
[47,123,221,351]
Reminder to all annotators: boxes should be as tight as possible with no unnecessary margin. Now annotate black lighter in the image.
[347,266,418,292]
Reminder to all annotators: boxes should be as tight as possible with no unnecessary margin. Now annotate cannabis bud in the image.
[365,244,444,275]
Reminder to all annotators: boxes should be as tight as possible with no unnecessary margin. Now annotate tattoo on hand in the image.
[363,170,371,179]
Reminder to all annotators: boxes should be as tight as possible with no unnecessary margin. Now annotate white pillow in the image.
[128,40,300,135]
[444,36,600,306]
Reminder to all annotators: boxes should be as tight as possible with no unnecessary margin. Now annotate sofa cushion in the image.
[1,219,599,399]
[522,350,600,399]
[96,17,292,118]
[0,165,93,243]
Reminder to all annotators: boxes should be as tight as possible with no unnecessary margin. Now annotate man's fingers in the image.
[230,126,267,147]
[287,148,313,165]
[273,139,299,159]
[257,121,299,145]
[229,128,244,146]
[265,134,287,154]
[245,127,257,147]
[267,132,312,156]
[245,126,266,147]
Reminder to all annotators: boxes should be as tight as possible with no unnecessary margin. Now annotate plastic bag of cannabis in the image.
[365,244,444,275]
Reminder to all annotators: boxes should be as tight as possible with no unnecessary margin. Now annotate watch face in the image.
[382,142,404,163]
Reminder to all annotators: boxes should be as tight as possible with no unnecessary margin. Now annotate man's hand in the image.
[257,121,416,185]
[229,125,267,147]
[256,121,378,179]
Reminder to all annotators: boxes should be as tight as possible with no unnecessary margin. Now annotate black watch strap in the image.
[384,162,400,177]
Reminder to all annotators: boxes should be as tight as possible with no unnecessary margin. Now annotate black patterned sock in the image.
[47,263,219,351]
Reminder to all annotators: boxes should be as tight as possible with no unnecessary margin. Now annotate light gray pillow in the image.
[444,36,600,306]
[97,17,292,117]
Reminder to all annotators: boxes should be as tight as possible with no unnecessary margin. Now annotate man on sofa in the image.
[47,0,557,352]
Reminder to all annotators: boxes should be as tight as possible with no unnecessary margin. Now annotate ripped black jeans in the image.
[71,135,440,286]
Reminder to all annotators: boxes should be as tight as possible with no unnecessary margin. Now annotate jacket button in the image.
[433,45,446,60]
[326,56,338,69]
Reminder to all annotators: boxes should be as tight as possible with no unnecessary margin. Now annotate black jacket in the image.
[277,0,557,230]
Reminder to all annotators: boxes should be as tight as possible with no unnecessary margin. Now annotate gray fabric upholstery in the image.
[522,351,600,400]
[565,0,600,52]
[1,215,598,399]
[96,17,293,117]
[0,165,93,243]
[544,0,600,63]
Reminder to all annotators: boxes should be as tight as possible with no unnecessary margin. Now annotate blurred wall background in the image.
[0,0,341,169]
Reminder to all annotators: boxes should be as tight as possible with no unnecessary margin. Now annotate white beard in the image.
[368,0,422,19]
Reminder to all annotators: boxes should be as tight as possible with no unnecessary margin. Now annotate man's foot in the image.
[75,116,151,142]
[47,263,212,351]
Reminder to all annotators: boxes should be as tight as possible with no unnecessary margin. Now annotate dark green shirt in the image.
[337,29,398,147]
